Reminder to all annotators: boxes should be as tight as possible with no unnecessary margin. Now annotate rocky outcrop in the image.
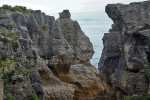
[99,1,150,99]
[0,8,105,100]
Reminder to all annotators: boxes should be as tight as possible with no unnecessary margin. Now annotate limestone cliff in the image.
[99,1,150,99]
[0,6,105,100]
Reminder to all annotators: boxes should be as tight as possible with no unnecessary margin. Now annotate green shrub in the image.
[22,68,29,77]
[13,6,26,12]
[6,95,15,100]
[0,53,6,61]
[12,20,16,27]
[0,36,9,44]
[0,54,2,61]
[142,92,150,100]
[0,4,34,13]
[0,27,9,36]
[0,27,18,41]
[11,40,18,49]
[0,60,19,76]
[15,62,20,69]
[4,84,11,93]
[0,8,4,13]
[2,5,12,11]
[2,73,10,82]
[0,27,5,35]
[7,32,18,40]
[124,93,150,100]
[41,24,49,32]
[28,93,39,100]
[124,96,132,100]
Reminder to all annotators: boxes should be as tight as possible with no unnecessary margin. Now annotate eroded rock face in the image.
[0,9,105,100]
[59,10,71,19]
[99,1,150,99]
[51,10,94,63]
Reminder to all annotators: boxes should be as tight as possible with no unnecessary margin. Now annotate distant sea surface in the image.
[51,11,113,68]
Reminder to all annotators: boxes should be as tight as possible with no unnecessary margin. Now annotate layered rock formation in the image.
[99,1,150,99]
[0,8,106,100]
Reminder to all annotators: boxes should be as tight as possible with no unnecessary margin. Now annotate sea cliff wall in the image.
[0,8,106,100]
[99,1,150,99]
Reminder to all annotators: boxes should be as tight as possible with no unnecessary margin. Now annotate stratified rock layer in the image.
[99,1,150,99]
[0,9,105,100]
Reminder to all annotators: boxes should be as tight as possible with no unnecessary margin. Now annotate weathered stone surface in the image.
[43,86,73,100]
[99,32,121,83]
[99,1,150,99]
[0,8,105,100]
[56,13,94,63]
[0,80,3,100]
[69,64,106,100]
[59,10,71,19]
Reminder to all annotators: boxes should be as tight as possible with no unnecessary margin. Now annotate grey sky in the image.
[0,0,146,13]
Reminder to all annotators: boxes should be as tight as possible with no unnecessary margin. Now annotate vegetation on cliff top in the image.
[0,4,34,13]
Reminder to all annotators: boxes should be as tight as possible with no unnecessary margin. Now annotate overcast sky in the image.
[0,0,146,13]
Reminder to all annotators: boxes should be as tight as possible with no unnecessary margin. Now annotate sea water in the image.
[72,11,113,68]
[51,11,113,68]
